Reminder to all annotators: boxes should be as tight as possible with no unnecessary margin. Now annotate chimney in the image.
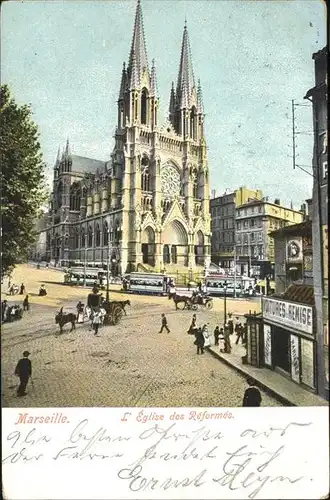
[274,198,280,205]
[211,189,216,199]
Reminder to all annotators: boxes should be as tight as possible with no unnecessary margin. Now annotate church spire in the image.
[65,138,72,158]
[119,62,127,99]
[176,21,196,108]
[129,50,139,90]
[150,58,158,97]
[55,147,61,167]
[128,0,149,87]
[197,79,204,114]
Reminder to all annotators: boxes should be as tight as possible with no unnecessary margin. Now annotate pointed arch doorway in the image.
[141,226,155,266]
[162,220,188,266]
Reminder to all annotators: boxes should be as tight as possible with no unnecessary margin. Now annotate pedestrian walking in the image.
[194,327,205,355]
[23,295,30,311]
[187,314,196,334]
[228,314,234,335]
[242,323,247,345]
[1,300,8,322]
[92,309,101,335]
[214,326,220,346]
[219,328,225,352]
[224,324,231,353]
[242,377,262,407]
[202,324,211,348]
[15,351,32,397]
[235,324,244,345]
[159,313,170,333]
[76,301,84,323]
[19,283,25,295]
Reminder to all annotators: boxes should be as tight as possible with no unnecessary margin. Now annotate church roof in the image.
[71,155,107,174]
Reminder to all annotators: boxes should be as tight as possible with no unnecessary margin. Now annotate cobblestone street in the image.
[1,265,281,408]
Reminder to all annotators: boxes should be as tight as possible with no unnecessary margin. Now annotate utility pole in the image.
[233,243,237,298]
[292,99,296,170]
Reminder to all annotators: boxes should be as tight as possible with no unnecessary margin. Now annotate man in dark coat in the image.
[194,327,205,355]
[242,377,262,407]
[159,313,170,333]
[15,351,32,397]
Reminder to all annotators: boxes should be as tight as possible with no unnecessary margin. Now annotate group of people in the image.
[186,314,211,355]
[38,284,47,296]
[1,301,24,323]
[185,313,247,356]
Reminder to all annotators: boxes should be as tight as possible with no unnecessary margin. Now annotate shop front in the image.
[262,293,316,391]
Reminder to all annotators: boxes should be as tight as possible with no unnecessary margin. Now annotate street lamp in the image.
[223,280,228,326]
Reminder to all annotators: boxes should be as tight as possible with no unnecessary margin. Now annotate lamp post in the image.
[223,280,228,326]
[106,229,111,302]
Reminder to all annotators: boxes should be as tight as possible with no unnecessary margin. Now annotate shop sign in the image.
[286,237,303,263]
[264,324,272,366]
[262,297,313,335]
[301,338,315,388]
[290,334,300,383]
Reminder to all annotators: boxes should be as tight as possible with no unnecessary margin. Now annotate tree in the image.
[0,85,47,277]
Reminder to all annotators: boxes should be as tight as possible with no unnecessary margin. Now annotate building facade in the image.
[262,286,316,392]
[235,198,304,278]
[305,46,328,399]
[271,219,313,295]
[210,186,263,269]
[46,0,211,275]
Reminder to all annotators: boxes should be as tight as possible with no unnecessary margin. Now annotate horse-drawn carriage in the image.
[170,291,213,311]
[101,300,126,325]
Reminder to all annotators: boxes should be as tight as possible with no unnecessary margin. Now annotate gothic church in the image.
[47,0,211,275]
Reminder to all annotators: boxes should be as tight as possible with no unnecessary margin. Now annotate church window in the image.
[81,228,86,247]
[190,107,197,140]
[88,226,93,247]
[193,178,198,198]
[70,183,81,211]
[141,89,148,125]
[103,222,109,246]
[95,224,101,247]
[74,229,79,248]
[141,156,151,191]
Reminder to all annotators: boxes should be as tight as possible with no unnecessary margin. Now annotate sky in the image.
[1,0,327,209]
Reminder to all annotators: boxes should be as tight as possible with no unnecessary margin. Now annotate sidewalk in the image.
[208,343,328,407]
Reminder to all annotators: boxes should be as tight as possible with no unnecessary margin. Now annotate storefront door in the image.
[273,326,290,373]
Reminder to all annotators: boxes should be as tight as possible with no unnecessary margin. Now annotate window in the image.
[250,219,255,227]
[103,222,109,246]
[141,157,151,191]
[70,183,81,211]
[244,209,248,215]
[141,88,148,125]
[322,161,328,180]
[74,229,79,248]
[81,229,85,247]
[244,220,249,228]
[88,226,93,247]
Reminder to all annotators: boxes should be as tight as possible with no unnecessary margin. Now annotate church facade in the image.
[46,0,211,275]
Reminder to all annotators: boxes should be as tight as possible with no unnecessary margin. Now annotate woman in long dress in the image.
[202,324,211,349]
[76,301,85,323]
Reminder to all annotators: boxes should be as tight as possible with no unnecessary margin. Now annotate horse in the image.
[109,299,131,316]
[55,307,77,333]
[171,293,191,311]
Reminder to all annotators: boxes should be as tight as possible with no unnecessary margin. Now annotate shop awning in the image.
[274,284,315,306]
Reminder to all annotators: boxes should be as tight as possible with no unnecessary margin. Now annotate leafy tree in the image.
[0,85,47,277]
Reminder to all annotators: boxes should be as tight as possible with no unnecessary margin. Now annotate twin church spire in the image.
[117,0,204,138]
